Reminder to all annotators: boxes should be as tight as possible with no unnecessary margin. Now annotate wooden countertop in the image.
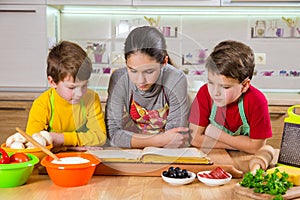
[1,90,300,106]
[264,92,300,106]
[0,92,41,101]
[0,150,293,200]
[0,90,108,103]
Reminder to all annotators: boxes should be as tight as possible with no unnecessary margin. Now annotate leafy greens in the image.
[239,168,293,200]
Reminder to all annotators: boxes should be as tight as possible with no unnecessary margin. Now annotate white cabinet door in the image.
[222,0,300,6]
[0,0,46,4]
[47,0,132,5]
[0,5,48,91]
[133,0,220,6]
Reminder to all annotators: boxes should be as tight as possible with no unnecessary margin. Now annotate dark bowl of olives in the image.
[161,166,196,186]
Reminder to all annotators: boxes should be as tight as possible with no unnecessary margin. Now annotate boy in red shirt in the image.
[189,40,272,154]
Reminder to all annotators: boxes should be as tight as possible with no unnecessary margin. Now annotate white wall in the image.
[56,13,300,91]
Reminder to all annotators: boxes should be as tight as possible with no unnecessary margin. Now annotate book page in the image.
[141,147,207,158]
[87,149,142,160]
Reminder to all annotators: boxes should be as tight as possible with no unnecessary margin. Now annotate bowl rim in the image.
[0,153,39,169]
[197,170,232,180]
[161,171,196,185]
[1,143,53,152]
[41,152,101,169]
[197,170,232,186]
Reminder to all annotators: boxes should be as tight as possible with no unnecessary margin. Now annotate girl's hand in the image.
[159,127,190,148]
[49,132,64,148]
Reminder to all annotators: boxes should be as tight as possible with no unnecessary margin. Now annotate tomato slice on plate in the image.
[209,167,230,179]
[198,173,214,179]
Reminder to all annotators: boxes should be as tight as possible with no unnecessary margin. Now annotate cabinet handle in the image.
[0,10,36,13]
[0,107,26,111]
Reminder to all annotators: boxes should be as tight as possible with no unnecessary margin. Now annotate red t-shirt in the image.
[189,84,272,139]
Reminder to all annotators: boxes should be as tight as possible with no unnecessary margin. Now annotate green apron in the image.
[49,90,88,132]
[208,96,250,136]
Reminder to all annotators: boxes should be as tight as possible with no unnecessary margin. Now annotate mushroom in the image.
[39,131,53,145]
[31,133,47,146]
[5,132,26,147]
[10,141,25,149]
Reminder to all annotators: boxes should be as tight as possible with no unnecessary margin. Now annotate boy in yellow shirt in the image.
[26,41,106,148]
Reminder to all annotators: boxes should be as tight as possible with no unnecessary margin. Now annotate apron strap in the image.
[49,90,86,132]
[238,96,248,125]
[209,95,249,136]
[49,90,55,132]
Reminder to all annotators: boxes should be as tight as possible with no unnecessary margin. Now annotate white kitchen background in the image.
[48,6,300,92]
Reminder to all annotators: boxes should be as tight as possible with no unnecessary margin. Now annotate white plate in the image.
[197,170,232,186]
[161,171,196,186]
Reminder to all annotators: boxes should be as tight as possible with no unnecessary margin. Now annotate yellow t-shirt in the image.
[26,88,106,147]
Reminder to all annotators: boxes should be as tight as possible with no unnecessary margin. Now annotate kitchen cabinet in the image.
[0,100,33,144]
[267,105,289,149]
[48,0,220,6]
[0,3,48,91]
[132,0,220,6]
[0,92,40,144]
[0,0,46,4]
[47,0,132,6]
[222,0,300,6]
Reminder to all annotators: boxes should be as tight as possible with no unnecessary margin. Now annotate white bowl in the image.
[197,170,232,186]
[161,171,196,186]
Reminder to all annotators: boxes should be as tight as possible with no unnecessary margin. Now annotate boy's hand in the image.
[49,132,64,148]
[67,146,103,152]
[204,124,222,140]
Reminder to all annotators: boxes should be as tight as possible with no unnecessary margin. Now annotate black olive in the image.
[169,171,177,178]
[177,171,184,178]
[175,167,181,172]
[182,169,188,174]
[162,171,169,177]
[168,166,175,172]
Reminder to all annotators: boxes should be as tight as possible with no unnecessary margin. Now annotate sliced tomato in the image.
[198,173,214,179]
[209,167,230,179]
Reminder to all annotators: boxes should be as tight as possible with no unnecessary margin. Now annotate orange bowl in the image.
[1,143,53,162]
[41,152,100,187]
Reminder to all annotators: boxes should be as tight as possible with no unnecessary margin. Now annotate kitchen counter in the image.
[1,90,300,106]
[0,92,41,101]
[264,92,300,106]
[0,150,277,200]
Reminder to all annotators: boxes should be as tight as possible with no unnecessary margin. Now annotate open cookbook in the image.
[87,147,212,164]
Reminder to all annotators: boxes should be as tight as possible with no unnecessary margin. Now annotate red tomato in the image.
[9,153,30,163]
[0,148,10,164]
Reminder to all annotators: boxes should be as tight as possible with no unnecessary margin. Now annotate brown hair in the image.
[124,26,174,66]
[205,40,255,83]
[47,41,92,84]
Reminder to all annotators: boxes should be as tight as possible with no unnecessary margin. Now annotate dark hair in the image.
[47,41,92,83]
[205,40,255,83]
[124,26,173,65]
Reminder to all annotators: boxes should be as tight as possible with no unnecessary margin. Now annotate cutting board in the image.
[234,183,300,199]
[93,148,243,178]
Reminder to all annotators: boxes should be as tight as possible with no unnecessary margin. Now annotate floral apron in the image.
[49,91,88,132]
[129,88,169,134]
[208,95,250,136]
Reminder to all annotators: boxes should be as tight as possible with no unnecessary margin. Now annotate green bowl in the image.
[0,153,39,188]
